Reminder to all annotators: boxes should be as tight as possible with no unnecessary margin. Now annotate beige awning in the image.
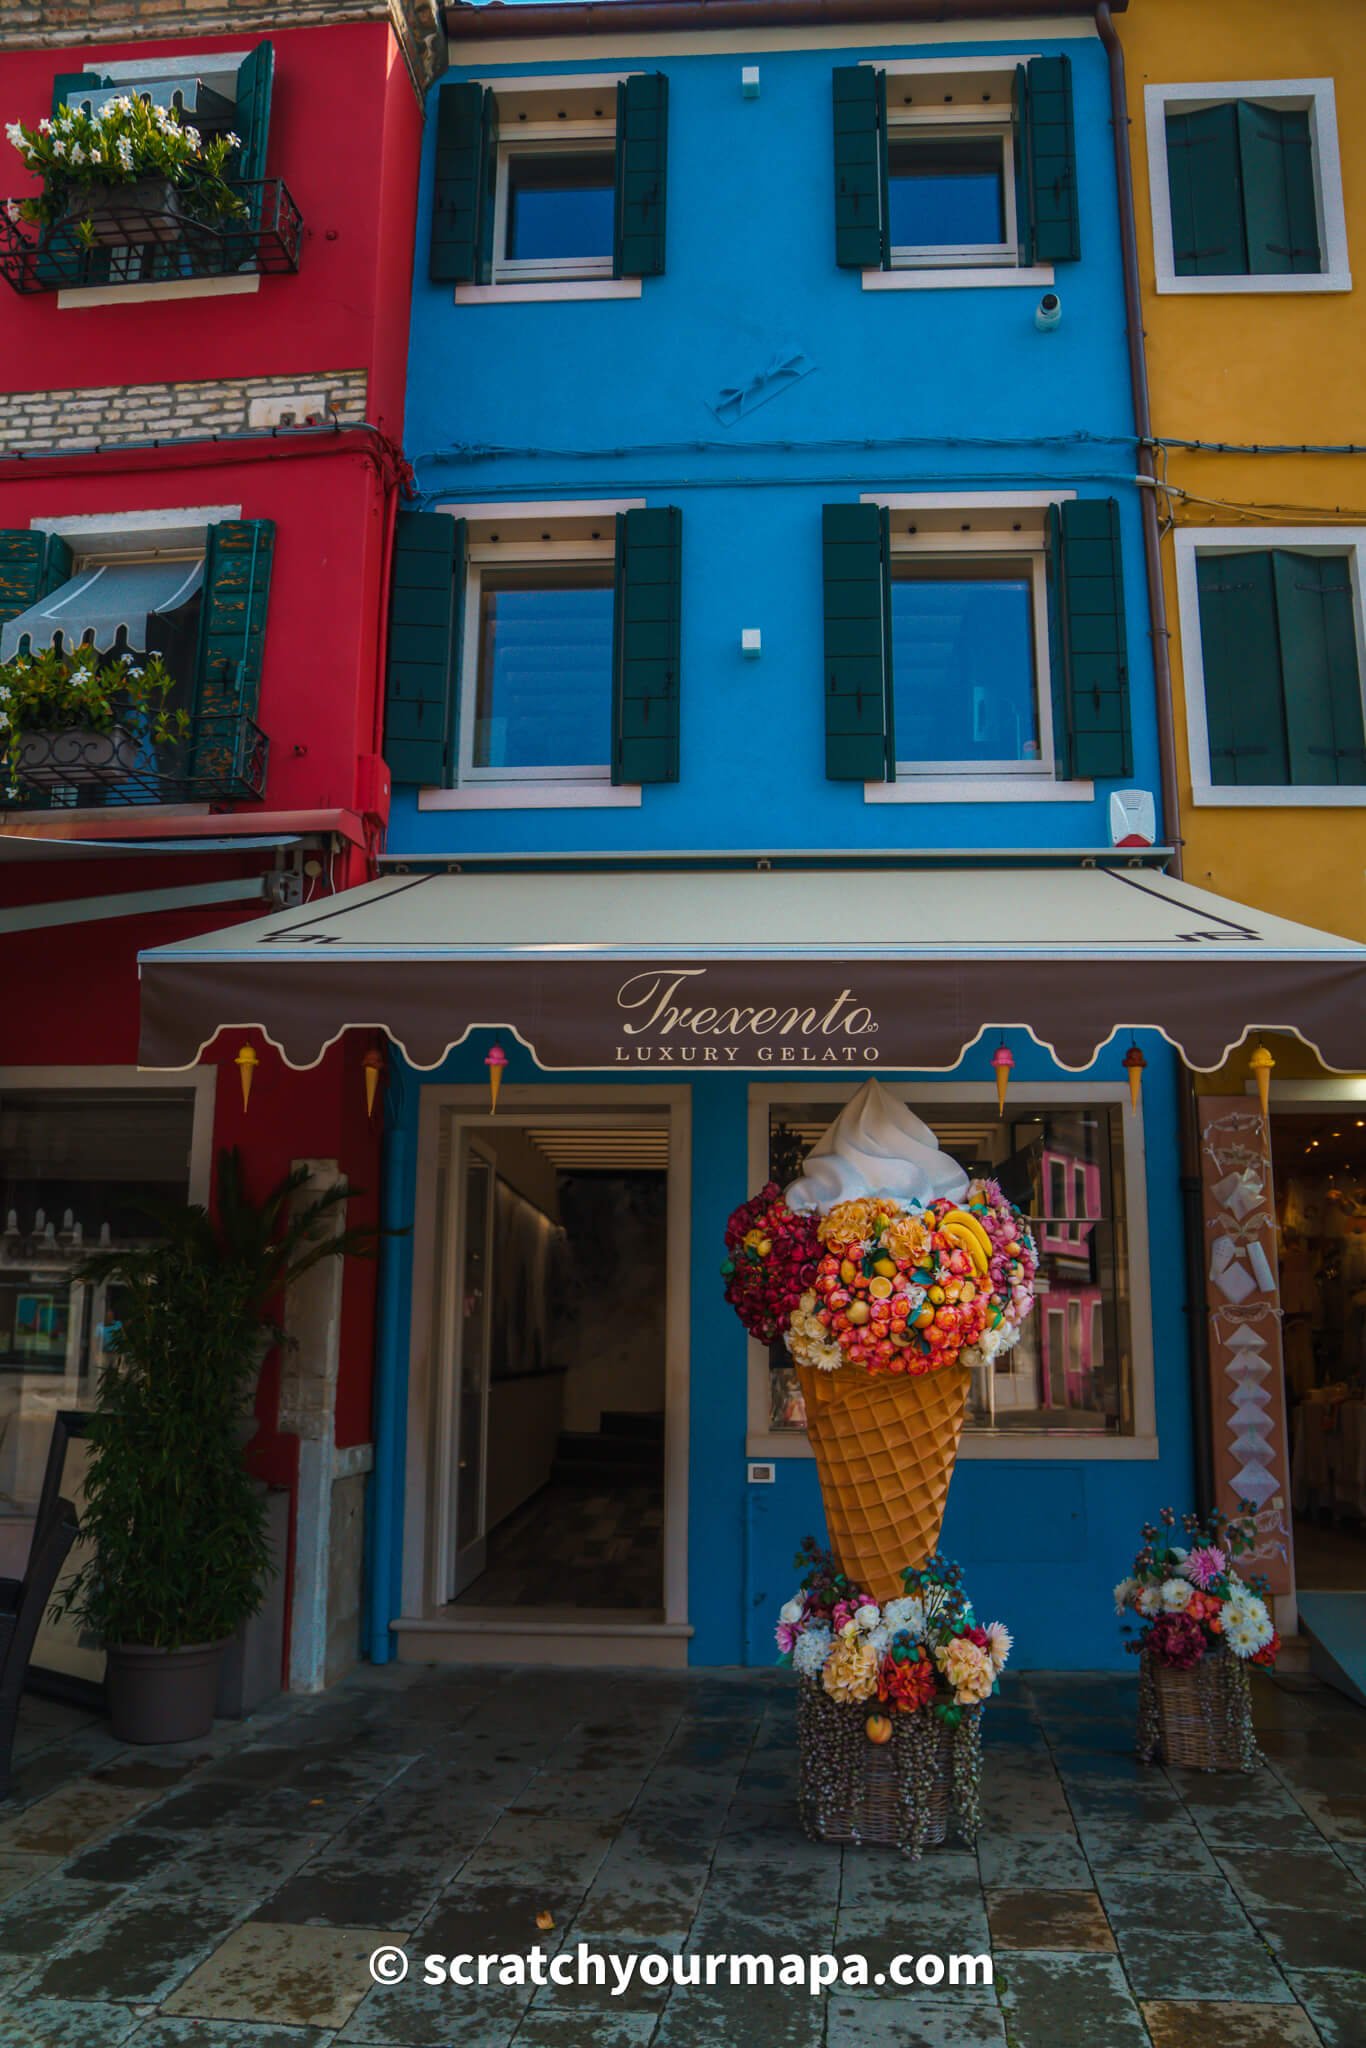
[137,861,1366,1074]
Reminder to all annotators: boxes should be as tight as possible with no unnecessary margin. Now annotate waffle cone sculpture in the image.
[796,1361,972,1604]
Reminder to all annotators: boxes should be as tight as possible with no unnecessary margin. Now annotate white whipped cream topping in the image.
[784,1078,970,1213]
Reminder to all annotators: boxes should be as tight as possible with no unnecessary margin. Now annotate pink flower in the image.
[1182,1545,1227,1590]
[775,1620,800,1654]
[1145,1611,1207,1670]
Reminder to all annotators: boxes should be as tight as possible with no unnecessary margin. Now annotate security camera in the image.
[1034,291,1061,333]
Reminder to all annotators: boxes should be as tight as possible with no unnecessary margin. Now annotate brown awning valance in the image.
[137,864,1366,1075]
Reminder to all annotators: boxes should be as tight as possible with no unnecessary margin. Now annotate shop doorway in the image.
[1274,1104,1366,1598]
[407,1095,690,1657]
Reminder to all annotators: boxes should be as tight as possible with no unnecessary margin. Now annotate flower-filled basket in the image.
[781,1545,1008,1857]
[724,1081,1038,1598]
[6,96,247,251]
[1117,1507,1275,1774]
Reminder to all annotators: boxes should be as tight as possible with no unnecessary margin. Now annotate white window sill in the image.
[57,273,261,311]
[1156,271,1351,295]
[418,782,642,811]
[1190,784,1365,808]
[746,1432,1159,1463]
[455,279,641,305]
[863,264,1054,292]
[865,777,1094,804]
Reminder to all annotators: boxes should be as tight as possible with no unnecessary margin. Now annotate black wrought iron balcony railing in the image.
[0,179,302,294]
[4,710,269,810]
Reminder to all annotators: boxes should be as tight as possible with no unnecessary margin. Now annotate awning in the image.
[0,559,204,660]
[136,863,1366,1074]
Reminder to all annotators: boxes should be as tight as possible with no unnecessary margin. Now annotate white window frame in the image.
[492,127,617,287]
[744,1078,1158,1463]
[859,54,1054,292]
[459,538,616,791]
[1144,77,1351,295]
[1175,524,1366,808]
[886,107,1018,273]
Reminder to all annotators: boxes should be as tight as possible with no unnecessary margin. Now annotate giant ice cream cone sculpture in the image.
[723,1080,1038,1601]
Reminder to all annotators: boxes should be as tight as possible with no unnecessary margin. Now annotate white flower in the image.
[1113,1577,1138,1615]
[225,131,241,149]
[883,1594,925,1639]
[1223,1592,1273,1650]
[778,1596,803,1627]
[984,1621,1012,1672]
[852,1601,881,1634]
[1161,1578,1194,1614]
[1224,1614,1261,1658]
[5,123,23,149]
[792,1625,831,1680]
[1137,1586,1162,1617]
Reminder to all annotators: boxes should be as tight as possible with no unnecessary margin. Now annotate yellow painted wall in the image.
[1120,0,1366,943]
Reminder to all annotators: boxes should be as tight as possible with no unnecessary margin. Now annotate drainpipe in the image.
[1096,1,1213,1515]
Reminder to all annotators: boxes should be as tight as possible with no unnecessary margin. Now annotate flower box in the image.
[17,725,140,789]
[60,177,182,247]
[1139,1645,1261,1773]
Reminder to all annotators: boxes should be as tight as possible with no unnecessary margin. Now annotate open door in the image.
[448,1133,494,1599]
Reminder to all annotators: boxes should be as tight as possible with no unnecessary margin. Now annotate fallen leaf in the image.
[535,1911,555,1931]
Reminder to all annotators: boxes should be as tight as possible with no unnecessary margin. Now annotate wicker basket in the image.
[1139,1646,1262,1773]
[797,1678,975,1855]
[796,1362,970,1602]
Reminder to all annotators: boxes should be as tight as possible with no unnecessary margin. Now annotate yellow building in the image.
[1120,0,1366,1682]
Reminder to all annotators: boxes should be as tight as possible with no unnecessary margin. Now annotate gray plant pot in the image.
[63,175,183,247]
[105,1639,228,1745]
[17,724,140,789]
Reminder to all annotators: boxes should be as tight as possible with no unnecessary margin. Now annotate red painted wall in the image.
[0,23,422,433]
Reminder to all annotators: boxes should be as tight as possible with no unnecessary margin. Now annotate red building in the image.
[0,2,438,1697]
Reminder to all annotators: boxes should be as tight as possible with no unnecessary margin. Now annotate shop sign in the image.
[610,969,882,1066]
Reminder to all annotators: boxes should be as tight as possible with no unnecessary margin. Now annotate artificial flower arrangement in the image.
[1118,1505,1273,1774]
[1115,1505,1279,1670]
[0,643,187,785]
[724,1178,1037,1380]
[779,1540,1009,1856]
[6,96,246,243]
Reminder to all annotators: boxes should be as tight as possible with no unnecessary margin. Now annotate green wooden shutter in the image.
[1236,102,1320,275]
[51,72,109,114]
[612,507,681,785]
[429,81,495,284]
[194,520,275,726]
[384,512,463,787]
[823,503,893,781]
[613,72,668,279]
[1166,104,1247,276]
[1271,551,1365,786]
[1013,64,1034,269]
[833,66,888,271]
[0,529,73,630]
[1053,499,1131,782]
[232,42,274,187]
[1194,551,1286,786]
[1021,54,1080,264]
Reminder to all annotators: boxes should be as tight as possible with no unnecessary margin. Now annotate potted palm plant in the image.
[57,1149,379,1745]
[5,95,246,248]
[0,641,186,796]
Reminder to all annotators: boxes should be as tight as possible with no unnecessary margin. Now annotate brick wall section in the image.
[0,0,447,95]
[0,366,369,454]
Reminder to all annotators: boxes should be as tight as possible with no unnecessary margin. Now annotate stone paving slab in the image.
[0,1666,1360,2045]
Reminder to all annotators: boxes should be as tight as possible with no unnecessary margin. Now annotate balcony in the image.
[4,710,269,810]
[0,180,302,294]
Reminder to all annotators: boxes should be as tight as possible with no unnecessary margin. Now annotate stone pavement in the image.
[0,1662,1363,2047]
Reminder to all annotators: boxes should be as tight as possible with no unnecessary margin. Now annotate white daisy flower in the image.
[984,1621,1013,1672]
[1161,1578,1194,1613]
[1137,1586,1162,1617]
[1113,1577,1138,1615]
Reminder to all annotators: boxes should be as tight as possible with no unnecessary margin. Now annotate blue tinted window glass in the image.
[506,151,615,262]
[891,570,1039,764]
[474,571,614,771]
[888,135,1006,248]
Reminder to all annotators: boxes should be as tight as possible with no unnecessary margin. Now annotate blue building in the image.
[126,0,1365,1683]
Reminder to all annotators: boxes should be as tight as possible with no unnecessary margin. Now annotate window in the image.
[467,561,616,780]
[890,553,1047,773]
[430,72,668,298]
[1145,79,1350,294]
[756,1089,1144,1447]
[835,57,1079,285]
[1176,528,1366,805]
[384,502,682,803]
[0,1085,204,1522]
[823,494,1131,794]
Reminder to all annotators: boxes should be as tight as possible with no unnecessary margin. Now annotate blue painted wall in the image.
[373,24,1190,1670]
[397,29,1160,856]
